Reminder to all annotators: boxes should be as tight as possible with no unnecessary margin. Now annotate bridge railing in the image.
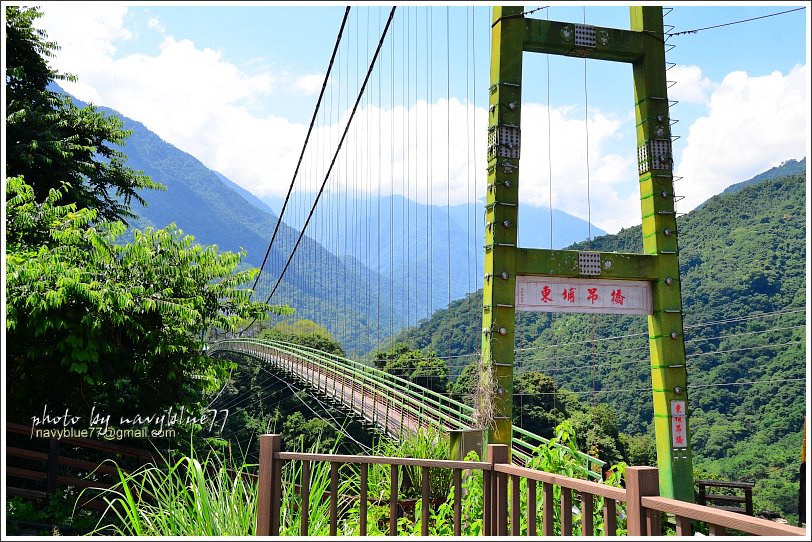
[256,434,805,537]
[209,338,604,479]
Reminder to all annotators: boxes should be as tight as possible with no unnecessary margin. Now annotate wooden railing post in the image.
[46,438,59,493]
[744,486,754,516]
[257,434,282,536]
[487,444,510,536]
[626,466,660,536]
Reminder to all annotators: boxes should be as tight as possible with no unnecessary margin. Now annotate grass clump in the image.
[90,449,257,536]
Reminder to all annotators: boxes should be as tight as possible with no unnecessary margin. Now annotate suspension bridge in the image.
[204,3,807,517]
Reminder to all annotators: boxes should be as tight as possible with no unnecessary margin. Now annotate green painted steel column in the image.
[631,6,695,502]
[481,6,524,451]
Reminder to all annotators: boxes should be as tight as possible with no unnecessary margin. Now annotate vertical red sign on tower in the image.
[670,400,687,448]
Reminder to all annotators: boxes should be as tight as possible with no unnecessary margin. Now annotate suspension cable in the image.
[262,7,398,306]
[249,7,351,297]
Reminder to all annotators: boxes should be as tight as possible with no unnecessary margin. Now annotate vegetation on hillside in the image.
[392,171,807,520]
[5,6,161,221]
[4,7,290,532]
[255,319,346,357]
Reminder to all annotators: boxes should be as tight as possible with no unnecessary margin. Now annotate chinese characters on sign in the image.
[670,400,688,449]
[515,277,653,315]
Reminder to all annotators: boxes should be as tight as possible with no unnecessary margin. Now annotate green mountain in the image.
[722,157,806,195]
[61,95,404,353]
[392,168,807,519]
[262,194,605,321]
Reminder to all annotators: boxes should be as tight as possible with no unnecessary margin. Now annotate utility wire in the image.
[507,376,806,397]
[668,7,805,36]
[259,366,373,452]
[686,340,804,358]
[491,6,548,27]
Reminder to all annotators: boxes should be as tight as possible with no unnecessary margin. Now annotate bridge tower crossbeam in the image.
[482,5,694,501]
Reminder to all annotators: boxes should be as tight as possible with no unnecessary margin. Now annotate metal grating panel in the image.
[637,143,649,175]
[574,24,596,48]
[488,125,521,160]
[578,251,602,275]
[650,138,673,170]
[638,139,673,174]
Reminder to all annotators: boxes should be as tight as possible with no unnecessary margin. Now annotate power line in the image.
[507,376,806,397]
[355,306,803,368]
[491,5,548,28]
[668,7,805,36]
[686,340,805,359]
[684,324,805,345]
[259,366,373,452]
[683,307,804,329]
[690,377,806,389]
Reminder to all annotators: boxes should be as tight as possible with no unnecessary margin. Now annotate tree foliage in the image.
[255,319,345,357]
[372,343,449,394]
[5,6,161,222]
[5,177,287,421]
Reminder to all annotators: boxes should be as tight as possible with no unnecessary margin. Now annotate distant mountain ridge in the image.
[722,158,806,195]
[51,88,403,353]
[263,193,606,309]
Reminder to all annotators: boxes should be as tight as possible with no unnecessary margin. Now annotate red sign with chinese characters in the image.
[515,277,652,315]
[670,400,688,449]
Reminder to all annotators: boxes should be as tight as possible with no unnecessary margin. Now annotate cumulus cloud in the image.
[30,4,682,235]
[676,64,809,212]
[294,74,328,95]
[303,99,638,234]
[669,64,714,104]
[37,4,131,70]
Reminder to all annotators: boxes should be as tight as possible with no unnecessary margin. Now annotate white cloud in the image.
[676,64,809,212]
[36,4,131,72]
[31,4,647,235]
[519,104,638,233]
[147,16,165,34]
[669,64,714,104]
[306,100,638,234]
[294,74,327,95]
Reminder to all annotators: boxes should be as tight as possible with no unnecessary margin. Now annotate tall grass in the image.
[89,450,258,536]
[88,425,625,536]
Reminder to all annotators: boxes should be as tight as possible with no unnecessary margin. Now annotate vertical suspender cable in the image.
[425,6,431,323]
[406,7,411,327]
[466,6,472,305]
[261,7,398,306]
[377,7,382,351]
[390,16,395,341]
[446,7,452,350]
[583,6,600,462]
[546,7,558,411]
[248,7,351,297]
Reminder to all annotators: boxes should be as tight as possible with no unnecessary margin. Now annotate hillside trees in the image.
[373,343,449,393]
[256,319,345,356]
[5,6,290,424]
[5,6,161,221]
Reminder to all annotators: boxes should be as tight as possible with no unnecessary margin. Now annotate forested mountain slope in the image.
[55,88,403,353]
[393,169,807,517]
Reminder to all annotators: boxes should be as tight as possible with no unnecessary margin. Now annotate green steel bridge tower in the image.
[481,5,694,501]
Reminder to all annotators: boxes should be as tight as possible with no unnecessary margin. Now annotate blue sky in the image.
[23,2,810,234]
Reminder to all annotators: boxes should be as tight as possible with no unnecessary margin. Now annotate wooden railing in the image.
[255,434,806,537]
[5,422,155,510]
[696,479,754,515]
